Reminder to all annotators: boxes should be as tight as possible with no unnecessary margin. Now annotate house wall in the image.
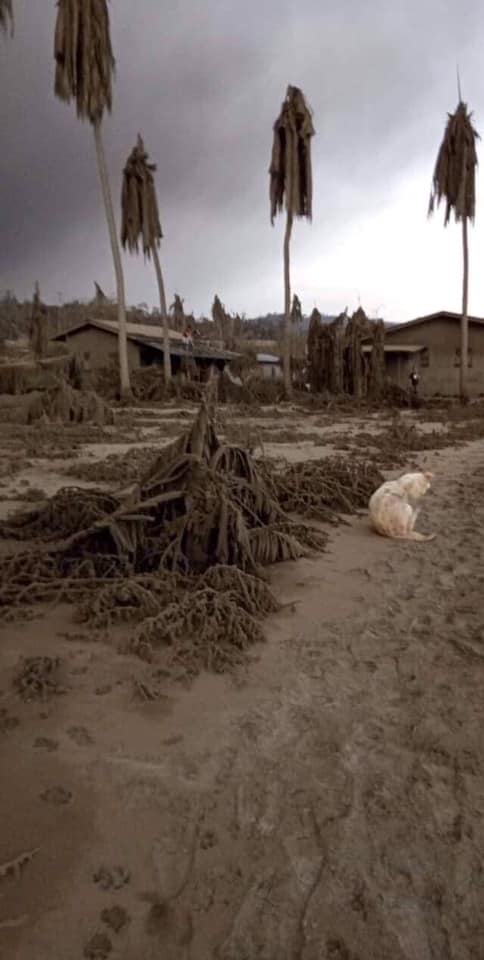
[385,319,484,396]
[58,328,141,370]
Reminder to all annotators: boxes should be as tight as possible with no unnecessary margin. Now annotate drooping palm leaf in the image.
[121,135,162,259]
[429,101,479,225]
[0,0,13,35]
[269,85,314,225]
[54,0,115,123]
[121,135,171,381]
[290,293,303,326]
[269,85,314,396]
[170,294,185,330]
[429,99,480,401]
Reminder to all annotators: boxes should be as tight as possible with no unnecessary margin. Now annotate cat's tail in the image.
[405,531,436,542]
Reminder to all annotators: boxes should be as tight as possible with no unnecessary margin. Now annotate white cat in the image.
[369,471,436,542]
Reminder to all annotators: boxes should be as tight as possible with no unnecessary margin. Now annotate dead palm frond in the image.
[170,294,185,331]
[54,0,114,123]
[0,0,13,35]
[428,99,480,400]
[121,135,171,382]
[290,293,303,326]
[121,135,162,257]
[269,86,315,396]
[29,282,48,360]
[212,294,230,344]
[428,101,479,225]
[270,85,314,225]
[53,0,130,398]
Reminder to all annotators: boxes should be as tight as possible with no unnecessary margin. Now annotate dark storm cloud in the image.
[1,0,484,313]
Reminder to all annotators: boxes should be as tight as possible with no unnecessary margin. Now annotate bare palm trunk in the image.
[283,209,293,396]
[152,244,171,384]
[461,216,469,401]
[93,120,131,399]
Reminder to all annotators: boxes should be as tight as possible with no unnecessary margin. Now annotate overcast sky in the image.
[2,0,484,323]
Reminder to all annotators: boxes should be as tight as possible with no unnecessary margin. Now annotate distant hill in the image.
[244,312,389,334]
[0,291,394,348]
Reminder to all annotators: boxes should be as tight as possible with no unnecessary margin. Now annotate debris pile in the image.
[262,456,383,524]
[0,377,113,426]
[0,398,380,679]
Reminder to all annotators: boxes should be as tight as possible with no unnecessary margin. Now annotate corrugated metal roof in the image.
[51,317,184,342]
[138,339,241,362]
[385,311,484,334]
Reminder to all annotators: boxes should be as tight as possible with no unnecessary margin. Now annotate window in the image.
[454,347,473,368]
[420,348,429,367]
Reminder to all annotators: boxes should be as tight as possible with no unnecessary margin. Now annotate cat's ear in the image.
[423,471,434,481]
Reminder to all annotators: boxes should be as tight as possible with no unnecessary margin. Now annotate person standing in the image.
[409,369,419,406]
[183,324,194,351]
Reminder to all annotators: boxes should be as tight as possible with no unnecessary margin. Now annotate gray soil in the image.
[1,418,483,959]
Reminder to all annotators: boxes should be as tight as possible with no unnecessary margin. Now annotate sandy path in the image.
[1,439,484,958]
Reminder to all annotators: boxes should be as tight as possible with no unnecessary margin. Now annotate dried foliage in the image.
[371,418,452,465]
[307,308,323,393]
[54,0,115,123]
[270,85,314,224]
[131,587,264,675]
[93,360,208,404]
[28,283,48,359]
[306,306,385,399]
[368,319,385,398]
[212,295,226,340]
[121,135,162,258]
[200,565,279,617]
[0,0,13,35]
[0,401,318,646]
[211,294,239,349]
[63,446,160,486]
[220,373,285,406]
[45,381,114,425]
[14,656,64,702]
[290,294,303,327]
[0,400,383,680]
[263,456,383,523]
[76,573,189,630]
[0,381,113,426]
[170,294,186,331]
[1,488,118,542]
[429,101,479,225]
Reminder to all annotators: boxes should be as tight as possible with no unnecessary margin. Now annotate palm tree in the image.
[212,295,224,340]
[170,294,185,331]
[0,0,13,34]
[270,85,314,396]
[29,282,48,360]
[429,98,479,400]
[121,135,171,384]
[54,0,131,398]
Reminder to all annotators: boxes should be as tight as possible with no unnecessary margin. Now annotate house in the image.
[51,318,240,375]
[362,311,484,397]
[256,353,283,380]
